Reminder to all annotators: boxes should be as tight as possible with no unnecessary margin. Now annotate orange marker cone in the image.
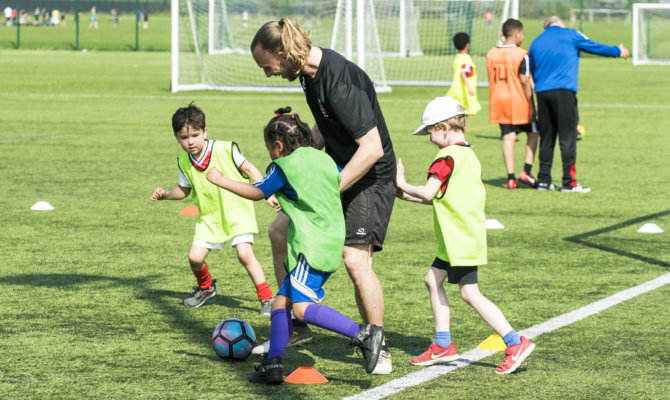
[284,367,328,384]
[180,205,199,216]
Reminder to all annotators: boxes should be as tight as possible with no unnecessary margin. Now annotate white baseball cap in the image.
[412,96,466,135]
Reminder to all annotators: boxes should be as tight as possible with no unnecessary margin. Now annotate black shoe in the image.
[248,357,283,384]
[350,324,384,373]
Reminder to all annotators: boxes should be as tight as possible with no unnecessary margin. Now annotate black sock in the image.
[524,163,532,175]
[508,173,516,180]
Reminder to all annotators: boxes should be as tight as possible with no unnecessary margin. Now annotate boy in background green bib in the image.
[206,107,384,384]
[396,96,534,374]
[151,103,275,313]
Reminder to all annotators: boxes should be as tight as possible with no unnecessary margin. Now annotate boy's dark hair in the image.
[264,106,313,153]
[502,18,523,39]
[172,102,206,134]
[453,32,470,51]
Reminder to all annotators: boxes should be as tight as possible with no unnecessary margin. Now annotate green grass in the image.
[1,44,669,399]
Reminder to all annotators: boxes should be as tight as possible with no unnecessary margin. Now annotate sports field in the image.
[1,18,670,400]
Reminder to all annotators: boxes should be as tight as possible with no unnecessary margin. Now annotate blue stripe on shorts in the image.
[277,254,331,303]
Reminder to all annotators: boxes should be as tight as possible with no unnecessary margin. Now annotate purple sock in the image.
[304,304,360,338]
[267,309,292,359]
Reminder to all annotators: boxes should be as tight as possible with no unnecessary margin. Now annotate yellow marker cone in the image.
[477,334,506,351]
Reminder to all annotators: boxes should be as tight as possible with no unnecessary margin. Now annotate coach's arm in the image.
[338,126,384,192]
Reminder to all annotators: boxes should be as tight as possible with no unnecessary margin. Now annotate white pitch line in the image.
[345,272,670,400]
[1,92,669,110]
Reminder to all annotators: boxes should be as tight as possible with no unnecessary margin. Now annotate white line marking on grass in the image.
[345,272,670,400]
[0,133,78,141]
[1,92,670,110]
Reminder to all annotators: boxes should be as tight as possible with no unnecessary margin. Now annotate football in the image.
[212,318,256,360]
[577,124,586,140]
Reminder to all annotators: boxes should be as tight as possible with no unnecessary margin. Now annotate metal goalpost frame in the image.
[171,0,517,92]
[633,3,670,66]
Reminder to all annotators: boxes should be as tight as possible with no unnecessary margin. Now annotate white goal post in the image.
[570,8,631,24]
[171,0,518,92]
[633,3,670,66]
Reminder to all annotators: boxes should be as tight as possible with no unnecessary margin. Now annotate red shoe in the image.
[518,171,537,188]
[495,336,535,374]
[507,178,517,189]
[410,343,459,366]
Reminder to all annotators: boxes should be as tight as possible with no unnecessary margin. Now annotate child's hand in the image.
[207,167,224,183]
[152,188,167,201]
[396,158,407,187]
[267,195,282,213]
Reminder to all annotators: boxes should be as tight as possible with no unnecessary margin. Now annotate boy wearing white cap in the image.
[396,96,534,374]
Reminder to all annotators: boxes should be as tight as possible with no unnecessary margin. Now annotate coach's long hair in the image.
[264,107,313,155]
[251,17,312,77]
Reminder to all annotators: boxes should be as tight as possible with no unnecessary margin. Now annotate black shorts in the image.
[431,258,478,284]
[341,180,396,252]
[499,122,538,137]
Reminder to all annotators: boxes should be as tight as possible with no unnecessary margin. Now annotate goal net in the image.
[171,0,517,92]
[633,3,670,66]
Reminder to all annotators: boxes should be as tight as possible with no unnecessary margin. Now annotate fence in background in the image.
[0,0,168,49]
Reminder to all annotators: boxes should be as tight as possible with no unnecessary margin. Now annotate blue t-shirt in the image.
[529,26,621,94]
[254,164,297,201]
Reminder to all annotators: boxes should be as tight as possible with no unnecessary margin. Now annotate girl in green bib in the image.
[151,103,275,312]
[206,107,384,384]
[396,96,534,374]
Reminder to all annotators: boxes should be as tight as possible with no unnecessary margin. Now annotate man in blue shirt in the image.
[529,16,629,192]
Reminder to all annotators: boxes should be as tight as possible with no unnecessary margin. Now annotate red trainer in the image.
[495,336,535,374]
[518,171,537,188]
[507,178,517,189]
[410,343,459,366]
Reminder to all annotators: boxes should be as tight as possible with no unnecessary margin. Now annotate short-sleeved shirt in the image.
[299,48,396,184]
[253,164,297,201]
[179,140,245,187]
[427,142,467,197]
[428,157,454,197]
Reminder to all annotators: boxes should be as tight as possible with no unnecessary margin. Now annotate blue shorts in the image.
[277,254,331,303]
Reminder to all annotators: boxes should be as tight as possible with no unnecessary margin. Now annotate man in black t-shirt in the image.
[251,17,395,375]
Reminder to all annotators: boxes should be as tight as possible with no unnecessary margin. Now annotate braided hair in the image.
[264,106,313,155]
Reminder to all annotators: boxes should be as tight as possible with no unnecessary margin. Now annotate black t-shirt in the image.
[299,48,396,184]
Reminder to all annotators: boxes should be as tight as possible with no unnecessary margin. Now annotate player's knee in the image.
[344,258,367,284]
[188,252,205,267]
[292,306,306,321]
[424,273,438,291]
[235,244,254,265]
[268,218,287,243]
[459,284,480,305]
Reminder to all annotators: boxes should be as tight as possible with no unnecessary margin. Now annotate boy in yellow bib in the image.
[396,96,534,374]
[152,103,275,313]
[446,32,481,116]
